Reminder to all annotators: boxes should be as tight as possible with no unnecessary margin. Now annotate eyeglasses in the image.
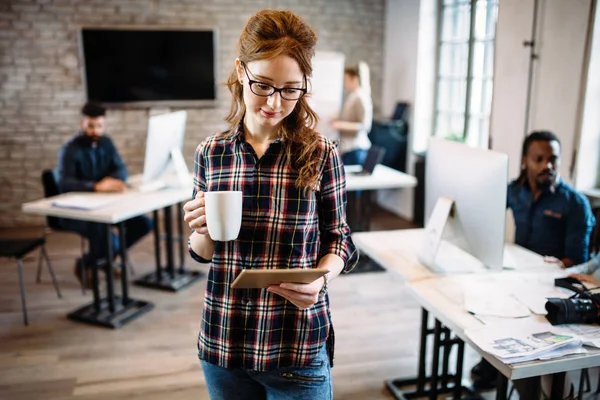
[242,63,307,101]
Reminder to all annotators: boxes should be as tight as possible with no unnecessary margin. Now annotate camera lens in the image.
[545,297,598,325]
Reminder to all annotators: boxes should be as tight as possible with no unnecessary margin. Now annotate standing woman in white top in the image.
[331,62,373,165]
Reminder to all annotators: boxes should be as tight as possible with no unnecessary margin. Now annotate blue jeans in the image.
[200,345,332,400]
[60,215,153,267]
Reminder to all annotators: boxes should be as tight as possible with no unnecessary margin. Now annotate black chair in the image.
[391,101,409,121]
[0,238,62,325]
[39,169,87,293]
[368,119,408,172]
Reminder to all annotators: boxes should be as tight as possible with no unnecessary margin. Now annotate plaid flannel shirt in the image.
[189,125,358,371]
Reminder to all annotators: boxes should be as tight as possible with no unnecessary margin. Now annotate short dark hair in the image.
[344,66,359,78]
[81,102,106,118]
[521,130,561,157]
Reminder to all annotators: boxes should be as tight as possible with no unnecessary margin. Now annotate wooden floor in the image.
[0,207,485,399]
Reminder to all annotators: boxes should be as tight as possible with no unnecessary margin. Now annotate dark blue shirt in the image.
[507,178,595,264]
[57,133,127,193]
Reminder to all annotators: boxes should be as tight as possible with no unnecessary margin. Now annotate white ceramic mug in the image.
[204,191,243,241]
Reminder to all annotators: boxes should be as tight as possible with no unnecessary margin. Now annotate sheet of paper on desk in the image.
[504,342,587,364]
[466,324,583,364]
[52,194,121,210]
[464,288,531,318]
[560,324,600,348]
[511,285,569,315]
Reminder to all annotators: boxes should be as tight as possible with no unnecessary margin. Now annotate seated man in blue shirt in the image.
[471,130,596,392]
[57,103,153,287]
[508,131,595,267]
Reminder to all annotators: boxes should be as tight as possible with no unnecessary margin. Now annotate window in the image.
[434,0,498,147]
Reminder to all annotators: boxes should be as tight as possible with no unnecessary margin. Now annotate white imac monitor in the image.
[422,137,508,271]
[141,110,189,188]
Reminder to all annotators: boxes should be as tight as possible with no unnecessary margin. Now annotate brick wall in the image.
[0,0,385,227]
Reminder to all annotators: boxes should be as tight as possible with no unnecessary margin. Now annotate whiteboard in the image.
[309,51,345,139]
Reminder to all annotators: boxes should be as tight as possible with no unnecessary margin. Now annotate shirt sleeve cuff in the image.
[189,247,211,263]
[323,243,359,274]
[84,180,95,191]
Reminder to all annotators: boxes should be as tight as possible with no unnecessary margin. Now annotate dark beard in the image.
[81,135,100,146]
[535,178,553,189]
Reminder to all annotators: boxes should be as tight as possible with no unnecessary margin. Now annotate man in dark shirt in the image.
[507,131,595,266]
[58,103,153,286]
[471,131,595,391]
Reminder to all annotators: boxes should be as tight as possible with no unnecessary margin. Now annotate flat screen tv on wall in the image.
[80,27,217,108]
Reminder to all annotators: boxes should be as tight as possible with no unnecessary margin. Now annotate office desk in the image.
[408,274,600,400]
[344,165,417,231]
[22,188,201,328]
[351,228,560,399]
[345,164,417,192]
[582,188,600,201]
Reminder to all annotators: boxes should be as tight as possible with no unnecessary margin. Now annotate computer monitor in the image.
[421,137,508,271]
[142,110,188,186]
[348,145,386,176]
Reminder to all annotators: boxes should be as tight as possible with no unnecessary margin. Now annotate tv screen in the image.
[80,28,216,107]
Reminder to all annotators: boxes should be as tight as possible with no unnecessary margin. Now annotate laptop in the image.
[348,145,386,176]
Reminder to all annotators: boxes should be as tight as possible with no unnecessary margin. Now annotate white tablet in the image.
[230,269,329,289]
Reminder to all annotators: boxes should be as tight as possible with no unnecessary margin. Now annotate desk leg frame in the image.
[68,222,154,329]
[135,203,204,292]
[385,308,473,400]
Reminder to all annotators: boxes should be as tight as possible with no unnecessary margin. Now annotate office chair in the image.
[39,169,88,293]
[0,237,62,325]
[391,102,408,121]
[368,120,408,172]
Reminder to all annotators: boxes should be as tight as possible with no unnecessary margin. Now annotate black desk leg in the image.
[153,210,162,282]
[454,338,465,399]
[550,372,566,400]
[67,223,154,328]
[512,377,541,400]
[441,326,452,389]
[177,202,186,273]
[496,373,509,400]
[416,308,429,393]
[430,320,442,399]
[91,251,101,312]
[385,308,473,400]
[135,206,204,292]
[118,222,129,304]
[164,204,175,279]
[105,224,116,313]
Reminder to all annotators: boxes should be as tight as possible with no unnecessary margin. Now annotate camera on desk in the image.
[545,277,600,325]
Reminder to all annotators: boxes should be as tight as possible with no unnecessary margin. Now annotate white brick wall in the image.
[0,0,385,227]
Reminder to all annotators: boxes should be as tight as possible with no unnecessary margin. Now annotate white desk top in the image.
[582,188,600,200]
[408,274,600,380]
[351,229,548,282]
[344,164,417,192]
[22,187,192,224]
[352,229,433,282]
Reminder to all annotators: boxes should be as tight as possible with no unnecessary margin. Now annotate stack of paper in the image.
[52,194,121,210]
[466,322,585,364]
[559,324,600,349]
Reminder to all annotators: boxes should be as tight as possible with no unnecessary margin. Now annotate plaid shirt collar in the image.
[228,121,284,146]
